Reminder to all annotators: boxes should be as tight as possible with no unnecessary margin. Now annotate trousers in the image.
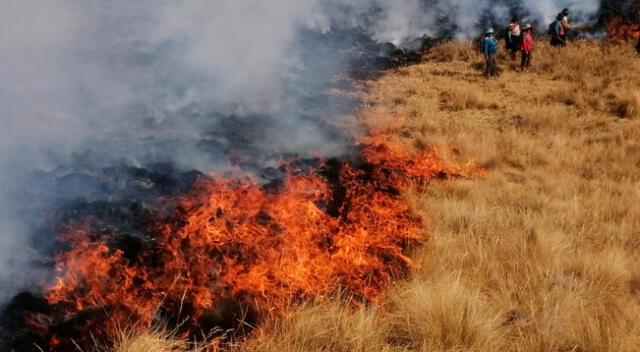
[485,54,498,77]
[521,51,532,69]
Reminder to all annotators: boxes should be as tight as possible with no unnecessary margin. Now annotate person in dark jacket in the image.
[550,13,566,47]
[559,8,572,43]
[506,16,521,60]
[484,28,500,77]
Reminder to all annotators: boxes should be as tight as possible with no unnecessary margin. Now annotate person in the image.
[550,13,565,47]
[484,28,500,78]
[519,24,533,71]
[505,16,521,60]
[559,8,572,44]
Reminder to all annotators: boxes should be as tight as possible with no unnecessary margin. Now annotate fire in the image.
[606,17,640,44]
[36,131,474,350]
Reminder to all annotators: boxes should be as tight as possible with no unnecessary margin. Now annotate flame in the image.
[38,129,476,350]
[606,17,640,44]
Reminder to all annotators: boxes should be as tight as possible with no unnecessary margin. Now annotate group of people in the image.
[483,16,535,77]
[482,8,640,78]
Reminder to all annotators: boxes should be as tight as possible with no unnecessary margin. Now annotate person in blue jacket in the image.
[484,28,500,77]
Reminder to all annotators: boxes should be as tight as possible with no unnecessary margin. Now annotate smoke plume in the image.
[0,0,608,301]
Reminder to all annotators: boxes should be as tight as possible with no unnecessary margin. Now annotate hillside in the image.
[113,40,640,352]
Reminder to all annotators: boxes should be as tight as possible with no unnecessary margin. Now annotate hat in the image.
[562,8,570,15]
[485,28,495,34]
[523,24,532,30]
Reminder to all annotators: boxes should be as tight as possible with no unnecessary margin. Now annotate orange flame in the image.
[606,17,640,44]
[40,130,475,350]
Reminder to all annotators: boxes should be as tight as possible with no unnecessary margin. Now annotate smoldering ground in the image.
[0,0,352,300]
[0,0,617,304]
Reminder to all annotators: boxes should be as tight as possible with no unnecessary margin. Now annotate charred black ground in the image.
[1,150,431,351]
[0,28,430,352]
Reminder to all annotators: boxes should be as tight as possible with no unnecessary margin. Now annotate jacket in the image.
[553,21,563,37]
[520,33,533,51]
[484,37,497,56]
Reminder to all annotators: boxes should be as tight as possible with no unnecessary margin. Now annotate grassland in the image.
[116,40,640,351]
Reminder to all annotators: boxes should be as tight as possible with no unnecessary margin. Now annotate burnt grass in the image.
[0,25,434,351]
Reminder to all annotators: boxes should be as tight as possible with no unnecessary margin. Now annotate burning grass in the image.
[199,39,640,352]
[606,17,640,44]
[20,38,640,351]
[27,130,478,351]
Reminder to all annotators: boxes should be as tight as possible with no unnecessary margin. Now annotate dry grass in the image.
[384,277,505,351]
[359,39,640,352]
[109,330,193,352]
[236,303,388,352]
[112,40,640,351]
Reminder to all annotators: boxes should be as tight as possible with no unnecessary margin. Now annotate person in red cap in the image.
[519,24,534,71]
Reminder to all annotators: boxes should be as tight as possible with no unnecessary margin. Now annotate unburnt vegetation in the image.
[115,40,640,351]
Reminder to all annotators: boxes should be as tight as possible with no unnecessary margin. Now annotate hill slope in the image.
[238,40,640,352]
[114,40,640,352]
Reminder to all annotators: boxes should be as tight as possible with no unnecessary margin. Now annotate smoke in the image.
[0,0,607,301]
[0,0,343,301]
[350,0,602,44]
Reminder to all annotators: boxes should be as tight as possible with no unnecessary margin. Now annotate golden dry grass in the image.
[106,326,217,352]
[112,40,640,352]
[109,330,192,352]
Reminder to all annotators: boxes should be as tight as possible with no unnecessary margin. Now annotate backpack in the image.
[548,21,557,36]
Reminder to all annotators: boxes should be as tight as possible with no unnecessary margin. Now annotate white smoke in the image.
[523,0,600,24]
[361,0,602,44]
[0,0,604,300]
